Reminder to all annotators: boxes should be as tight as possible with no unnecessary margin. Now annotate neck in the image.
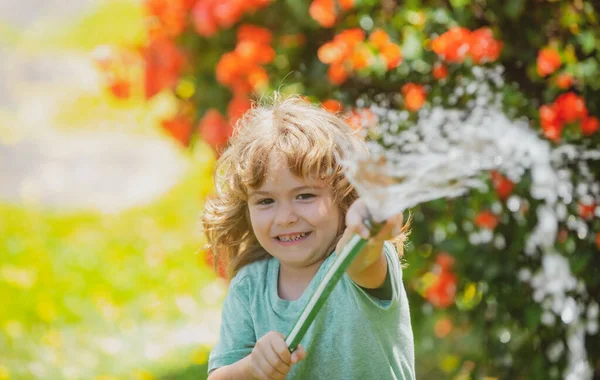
[277,257,325,301]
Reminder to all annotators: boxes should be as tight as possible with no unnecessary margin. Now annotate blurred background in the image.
[0,0,598,379]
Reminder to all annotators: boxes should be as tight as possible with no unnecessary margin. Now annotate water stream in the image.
[342,67,599,380]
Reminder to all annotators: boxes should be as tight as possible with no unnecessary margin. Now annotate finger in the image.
[347,210,370,239]
[256,353,282,380]
[253,366,272,380]
[263,348,289,378]
[291,344,306,364]
[270,333,292,365]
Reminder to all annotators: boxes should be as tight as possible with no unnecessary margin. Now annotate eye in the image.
[257,198,274,205]
[297,193,316,200]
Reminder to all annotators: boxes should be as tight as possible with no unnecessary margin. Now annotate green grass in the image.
[0,147,220,379]
[160,363,208,380]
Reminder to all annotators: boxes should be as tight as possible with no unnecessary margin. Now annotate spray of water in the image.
[340,67,598,380]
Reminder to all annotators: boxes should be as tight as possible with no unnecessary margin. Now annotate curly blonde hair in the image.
[202,95,406,278]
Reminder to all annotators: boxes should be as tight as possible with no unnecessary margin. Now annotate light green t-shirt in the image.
[208,242,415,379]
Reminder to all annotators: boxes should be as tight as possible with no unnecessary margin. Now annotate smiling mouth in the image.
[275,232,312,242]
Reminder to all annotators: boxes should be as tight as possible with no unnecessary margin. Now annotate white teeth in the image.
[278,232,308,242]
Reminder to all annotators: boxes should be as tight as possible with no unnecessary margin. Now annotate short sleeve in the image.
[207,277,256,374]
[347,241,403,310]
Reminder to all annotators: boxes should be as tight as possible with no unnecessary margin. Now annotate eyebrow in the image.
[248,185,323,197]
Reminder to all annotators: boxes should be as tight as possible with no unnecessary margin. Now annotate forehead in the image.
[255,155,325,191]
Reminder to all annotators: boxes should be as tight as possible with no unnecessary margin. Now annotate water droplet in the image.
[542,311,556,326]
[359,16,374,30]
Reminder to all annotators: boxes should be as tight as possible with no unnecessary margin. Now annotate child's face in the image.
[247,157,342,269]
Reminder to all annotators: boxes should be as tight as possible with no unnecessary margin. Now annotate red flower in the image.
[191,0,219,37]
[191,0,273,37]
[198,109,232,151]
[317,42,346,64]
[108,78,131,99]
[401,83,426,112]
[237,24,273,45]
[490,171,514,200]
[424,252,458,308]
[380,43,403,69]
[338,0,355,10]
[425,271,457,308]
[432,63,448,80]
[436,252,455,272]
[369,29,390,50]
[327,63,349,85]
[539,104,563,142]
[555,73,574,89]
[431,27,472,63]
[542,121,563,142]
[227,95,252,122]
[434,317,453,338]
[161,115,193,146]
[235,40,275,64]
[539,104,559,125]
[336,28,366,47]
[322,99,344,113]
[345,108,377,131]
[431,27,501,64]
[309,0,337,28]
[554,92,588,124]
[247,65,269,91]
[469,27,503,64]
[144,38,185,99]
[215,52,242,87]
[537,48,561,77]
[581,116,599,136]
[578,202,596,220]
[474,210,499,230]
[145,0,188,39]
[350,46,371,70]
[213,1,245,28]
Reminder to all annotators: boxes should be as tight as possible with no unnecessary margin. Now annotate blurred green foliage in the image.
[0,148,220,379]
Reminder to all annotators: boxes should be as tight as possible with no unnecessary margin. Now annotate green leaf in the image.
[402,28,423,60]
[525,306,541,329]
[577,31,596,54]
[503,0,525,20]
[284,0,317,28]
[450,0,471,9]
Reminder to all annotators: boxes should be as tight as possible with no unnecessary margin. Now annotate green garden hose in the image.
[285,219,384,351]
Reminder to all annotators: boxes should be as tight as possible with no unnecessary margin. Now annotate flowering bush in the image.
[99,0,600,378]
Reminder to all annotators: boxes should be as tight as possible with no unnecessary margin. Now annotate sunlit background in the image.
[1,0,599,379]
[1,1,222,378]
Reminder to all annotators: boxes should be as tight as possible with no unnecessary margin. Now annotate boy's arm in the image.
[345,239,388,289]
[208,355,252,380]
[336,199,404,289]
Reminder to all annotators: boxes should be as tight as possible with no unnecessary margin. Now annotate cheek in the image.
[312,199,342,227]
[248,208,265,231]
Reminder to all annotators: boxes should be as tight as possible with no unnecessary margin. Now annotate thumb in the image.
[290,344,306,364]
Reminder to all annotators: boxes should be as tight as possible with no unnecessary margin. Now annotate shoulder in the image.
[383,241,402,274]
[228,257,272,298]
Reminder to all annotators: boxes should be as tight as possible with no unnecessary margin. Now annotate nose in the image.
[274,202,299,226]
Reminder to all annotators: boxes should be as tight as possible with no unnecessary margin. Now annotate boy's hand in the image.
[337,198,404,250]
[336,198,403,287]
[249,331,306,380]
